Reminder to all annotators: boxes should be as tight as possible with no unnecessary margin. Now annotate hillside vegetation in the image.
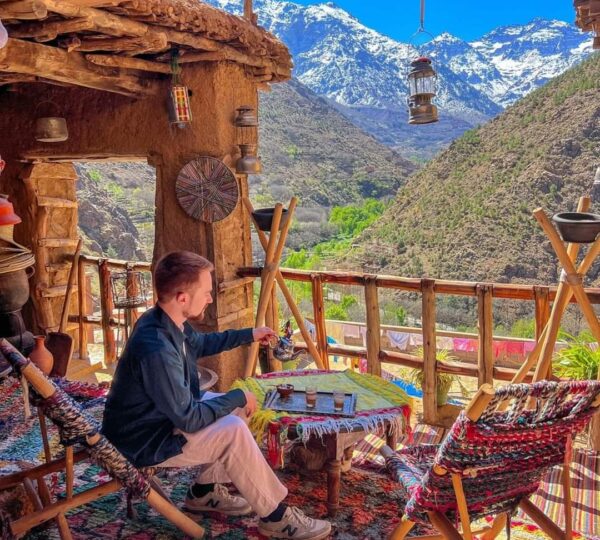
[345,53,600,287]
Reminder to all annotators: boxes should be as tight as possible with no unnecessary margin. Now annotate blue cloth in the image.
[102,305,252,467]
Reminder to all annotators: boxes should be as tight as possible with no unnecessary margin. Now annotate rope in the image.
[0,238,35,274]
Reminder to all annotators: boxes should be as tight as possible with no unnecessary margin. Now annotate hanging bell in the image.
[234,105,258,127]
[35,116,68,142]
[236,144,262,174]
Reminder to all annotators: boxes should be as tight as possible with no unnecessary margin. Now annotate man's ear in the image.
[175,291,188,304]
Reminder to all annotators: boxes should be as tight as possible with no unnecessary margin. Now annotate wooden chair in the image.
[380,380,600,540]
[0,339,204,539]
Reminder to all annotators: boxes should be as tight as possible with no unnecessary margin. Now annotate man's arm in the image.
[186,326,278,358]
[140,349,246,433]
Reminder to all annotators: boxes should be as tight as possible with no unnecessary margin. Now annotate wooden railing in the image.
[238,266,600,425]
[70,255,152,364]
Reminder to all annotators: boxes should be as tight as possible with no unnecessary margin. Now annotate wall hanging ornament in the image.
[234,104,262,174]
[406,0,439,125]
[34,101,68,142]
[175,157,239,222]
[168,51,192,128]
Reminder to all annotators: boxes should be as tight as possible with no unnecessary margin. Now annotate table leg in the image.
[326,458,341,517]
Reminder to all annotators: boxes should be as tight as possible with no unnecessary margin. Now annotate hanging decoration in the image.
[168,51,192,128]
[175,156,239,222]
[407,0,439,125]
[234,104,262,174]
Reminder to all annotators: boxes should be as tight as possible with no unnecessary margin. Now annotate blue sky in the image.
[290,1,576,41]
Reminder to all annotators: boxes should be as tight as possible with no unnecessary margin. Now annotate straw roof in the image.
[0,0,292,97]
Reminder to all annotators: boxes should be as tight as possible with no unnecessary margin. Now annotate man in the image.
[102,251,331,540]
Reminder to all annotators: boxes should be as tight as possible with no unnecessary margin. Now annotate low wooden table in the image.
[287,418,398,516]
[239,370,411,518]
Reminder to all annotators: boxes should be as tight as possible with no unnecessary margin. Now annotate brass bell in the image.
[236,144,262,174]
[35,117,68,143]
[234,105,258,127]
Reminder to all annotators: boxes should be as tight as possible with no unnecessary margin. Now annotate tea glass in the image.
[333,391,345,412]
[305,386,317,409]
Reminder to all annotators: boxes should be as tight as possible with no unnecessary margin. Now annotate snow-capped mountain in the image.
[206,0,593,158]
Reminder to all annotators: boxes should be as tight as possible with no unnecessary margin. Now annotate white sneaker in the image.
[258,506,332,539]
[183,484,252,516]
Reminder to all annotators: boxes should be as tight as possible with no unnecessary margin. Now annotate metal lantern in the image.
[407,57,439,125]
[34,101,68,142]
[168,84,192,128]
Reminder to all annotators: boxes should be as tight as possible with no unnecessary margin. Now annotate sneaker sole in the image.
[183,504,253,517]
[257,525,332,540]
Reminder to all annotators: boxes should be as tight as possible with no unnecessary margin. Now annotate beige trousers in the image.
[157,391,288,517]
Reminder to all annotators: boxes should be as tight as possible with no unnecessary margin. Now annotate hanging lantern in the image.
[168,51,192,129]
[407,57,438,125]
[168,85,192,128]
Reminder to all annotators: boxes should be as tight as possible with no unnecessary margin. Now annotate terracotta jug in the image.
[29,335,54,375]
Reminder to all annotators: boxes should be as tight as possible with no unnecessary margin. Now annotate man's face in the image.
[181,270,213,320]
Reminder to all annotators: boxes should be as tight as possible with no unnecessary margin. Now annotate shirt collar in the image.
[154,304,187,349]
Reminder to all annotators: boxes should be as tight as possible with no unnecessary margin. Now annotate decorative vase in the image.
[29,335,54,375]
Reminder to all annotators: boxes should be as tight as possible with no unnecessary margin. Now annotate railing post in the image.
[311,273,329,369]
[477,284,494,387]
[421,278,437,425]
[77,258,88,360]
[364,276,381,377]
[98,259,116,364]
[534,286,550,342]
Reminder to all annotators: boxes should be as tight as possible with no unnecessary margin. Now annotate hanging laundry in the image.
[342,324,361,339]
[304,319,316,340]
[388,331,410,350]
[453,338,470,352]
[523,341,536,354]
[409,333,424,347]
[436,336,454,350]
[506,341,525,356]
[493,341,508,358]
[466,339,479,352]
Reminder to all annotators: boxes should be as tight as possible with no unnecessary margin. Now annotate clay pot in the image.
[0,268,31,312]
[276,383,294,399]
[552,212,600,243]
[252,207,289,232]
[29,335,54,375]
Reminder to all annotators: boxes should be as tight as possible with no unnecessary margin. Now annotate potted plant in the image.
[553,333,600,381]
[409,348,460,406]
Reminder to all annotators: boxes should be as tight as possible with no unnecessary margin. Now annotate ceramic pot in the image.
[251,207,289,232]
[552,212,600,243]
[29,335,54,375]
[0,268,31,312]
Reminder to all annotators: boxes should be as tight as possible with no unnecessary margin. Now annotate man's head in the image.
[154,251,214,321]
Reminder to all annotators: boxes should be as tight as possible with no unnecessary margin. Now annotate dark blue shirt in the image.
[101,305,253,467]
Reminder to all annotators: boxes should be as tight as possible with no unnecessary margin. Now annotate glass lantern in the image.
[407,57,439,125]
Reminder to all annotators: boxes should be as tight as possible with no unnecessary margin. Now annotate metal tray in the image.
[263,389,357,418]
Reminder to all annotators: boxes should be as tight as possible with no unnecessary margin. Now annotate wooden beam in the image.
[0,0,47,20]
[8,17,94,41]
[421,278,438,425]
[75,33,168,54]
[86,53,171,74]
[364,276,382,377]
[180,49,291,78]
[476,284,494,387]
[0,38,154,96]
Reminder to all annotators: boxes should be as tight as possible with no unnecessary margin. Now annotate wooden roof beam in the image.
[9,17,95,42]
[0,38,155,96]
[179,49,292,78]
[39,0,221,51]
[74,33,168,54]
[0,0,48,20]
[86,54,172,74]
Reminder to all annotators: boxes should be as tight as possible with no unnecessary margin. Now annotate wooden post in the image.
[77,257,88,360]
[476,284,493,387]
[421,278,437,425]
[98,259,116,364]
[311,273,329,369]
[364,276,381,377]
[533,286,550,342]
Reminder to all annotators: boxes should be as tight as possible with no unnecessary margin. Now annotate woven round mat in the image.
[175,157,239,222]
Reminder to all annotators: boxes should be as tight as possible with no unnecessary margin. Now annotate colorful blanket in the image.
[232,370,412,466]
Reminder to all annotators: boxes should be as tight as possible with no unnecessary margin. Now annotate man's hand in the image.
[243,390,258,417]
[252,326,278,346]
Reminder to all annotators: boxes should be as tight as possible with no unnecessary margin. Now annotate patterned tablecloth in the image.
[233,369,412,466]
